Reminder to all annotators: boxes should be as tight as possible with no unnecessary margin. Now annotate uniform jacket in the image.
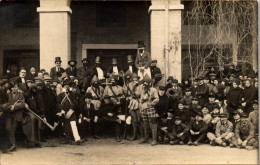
[135,51,151,69]
[81,103,98,121]
[103,85,124,98]
[196,83,209,105]
[215,120,233,137]
[100,102,119,120]
[235,119,255,141]
[50,67,65,80]
[57,92,79,120]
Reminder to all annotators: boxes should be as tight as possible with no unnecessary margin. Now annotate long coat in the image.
[66,67,78,77]
[135,51,152,69]
[50,67,65,80]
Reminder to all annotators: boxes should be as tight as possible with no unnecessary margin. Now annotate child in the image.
[169,116,189,145]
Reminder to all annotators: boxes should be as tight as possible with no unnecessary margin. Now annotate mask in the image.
[139,49,144,54]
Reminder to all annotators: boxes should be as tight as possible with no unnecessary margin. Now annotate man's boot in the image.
[130,123,137,141]
[150,124,158,146]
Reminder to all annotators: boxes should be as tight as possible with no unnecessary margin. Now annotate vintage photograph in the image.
[0,0,258,164]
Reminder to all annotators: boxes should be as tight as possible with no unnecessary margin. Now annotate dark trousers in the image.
[0,113,9,150]
[78,120,101,138]
[189,132,206,143]
[102,117,121,137]
[5,115,18,145]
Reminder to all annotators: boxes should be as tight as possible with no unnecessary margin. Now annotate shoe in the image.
[35,143,42,148]
[76,139,84,145]
[93,135,101,139]
[7,144,16,152]
[188,141,193,145]
[193,141,198,146]
[151,140,157,146]
[221,142,227,147]
[138,138,148,144]
[170,140,179,145]
[116,137,121,142]
[210,141,215,146]
[84,137,88,141]
[130,136,137,141]
[179,141,184,145]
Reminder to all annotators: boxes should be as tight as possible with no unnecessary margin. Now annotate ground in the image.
[0,138,258,165]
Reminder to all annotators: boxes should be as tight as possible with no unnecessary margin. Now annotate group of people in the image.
[0,41,258,154]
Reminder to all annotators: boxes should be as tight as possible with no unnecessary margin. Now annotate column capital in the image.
[37,0,72,13]
[149,4,184,12]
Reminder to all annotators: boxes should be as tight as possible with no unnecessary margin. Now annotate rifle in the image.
[25,106,58,131]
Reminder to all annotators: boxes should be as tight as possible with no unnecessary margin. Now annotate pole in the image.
[165,0,169,82]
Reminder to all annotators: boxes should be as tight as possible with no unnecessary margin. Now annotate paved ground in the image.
[0,138,258,165]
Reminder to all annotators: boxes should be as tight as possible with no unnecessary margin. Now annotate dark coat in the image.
[151,66,162,85]
[123,65,138,74]
[135,51,152,69]
[196,83,209,106]
[26,73,37,81]
[15,77,29,93]
[81,103,98,121]
[155,94,169,117]
[172,122,189,136]
[26,92,45,117]
[66,67,78,77]
[50,67,65,80]
[100,102,119,121]
[190,120,208,133]
[240,86,256,106]
[227,87,243,109]
[6,92,25,122]
[174,108,191,125]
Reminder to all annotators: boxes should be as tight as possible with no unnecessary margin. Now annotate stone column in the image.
[37,0,71,72]
[149,0,183,83]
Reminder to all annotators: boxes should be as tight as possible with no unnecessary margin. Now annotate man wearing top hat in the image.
[107,58,123,86]
[123,54,137,74]
[135,41,152,80]
[92,56,106,81]
[50,57,65,80]
[77,58,92,92]
[66,60,78,78]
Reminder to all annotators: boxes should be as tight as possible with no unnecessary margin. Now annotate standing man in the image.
[138,74,159,146]
[135,41,152,80]
[77,58,92,92]
[50,57,65,80]
[124,55,137,74]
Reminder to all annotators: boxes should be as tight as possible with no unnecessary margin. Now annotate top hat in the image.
[95,56,101,64]
[55,57,62,63]
[81,58,88,63]
[68,60,77,66]
[112,58,117,65]
[138,41,145,48]
[127,55,133,63]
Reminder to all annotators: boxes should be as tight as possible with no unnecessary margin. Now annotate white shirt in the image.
[129,66,133,73]
[113,66,119,75]
[96,67,104,80]
[21,78,25,83]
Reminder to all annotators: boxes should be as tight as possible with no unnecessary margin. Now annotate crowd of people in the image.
[0,41,258,154]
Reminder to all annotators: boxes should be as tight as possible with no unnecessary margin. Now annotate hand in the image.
[56,112,62,116]
[78,119,82,124]
[86,118,91,122]
[155,113,159,117]
[10,105,15,111]
[116,101,120,105]
[238,139,242,145]
[177,133,183,138]
[242,140,247,147]
[190,130,195,135]
[241,102,246,107]
[108,113,113,117]
[94,116,98,123]
[25,103,29,110]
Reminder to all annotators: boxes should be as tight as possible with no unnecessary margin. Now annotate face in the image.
[211,67,214,72]
[85,98,91,103]
[209,97,215,102]
[193,81,198,86]
[178,104,184,110]
[192,100,198,104]
[158,90,165,96]
[38,72,43,78]
[11,85,18,93]
[55,62,61,67]
[241,117,247,122]
[213,108,219,114]
[254,82,258,88]
[110,79,116,85]
[245,80,251,87]
[151,62,156,67]
[175,120,181,125]
[202,107,209,115]
[232,82,238,88]
[220,117,228,123]
[213,80,218,86]
[6,69,10,73]
[239,76,243,80]
[184,80,189,85]
[138,48,144,54]
[185,91,191,96]
[221,81,226,86]
[19,69,26,78]
[133,79,138,84]
[233,114,240,120]
[253,104,258,111]
[167,112,173,118]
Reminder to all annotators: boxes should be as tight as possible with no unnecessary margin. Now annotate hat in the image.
[168,108,174,113]
[124,70,133,78]
[34,78,44,85]
[221,78,229,84]
[138,41,145,48]
[43,75,52,81]
[81,58,88,63]
[132,73,140,80]
[240,113,248,118]
[252,100,258,105]
[112,58,117,65]
[159,85,165,91]
[174,116,182,121]
[196,77,204,81]
[63,79,72,86]
[209,73,216,77]
[127,55,133,63]
[229,74,236,78]
[204,77,209,80]
[85,92,92,99]
[173,79,178,83]
[151,60,157,63]
[53,77,60,83]
[103,95,110,99]
[91,75,99,84]
[167,76,174,82]
[55,57,62,63]
[232,79,240,85]
[95,56,101,64]
[141,74,153,83]
[219,113,228,118]
[68,60,77,66]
